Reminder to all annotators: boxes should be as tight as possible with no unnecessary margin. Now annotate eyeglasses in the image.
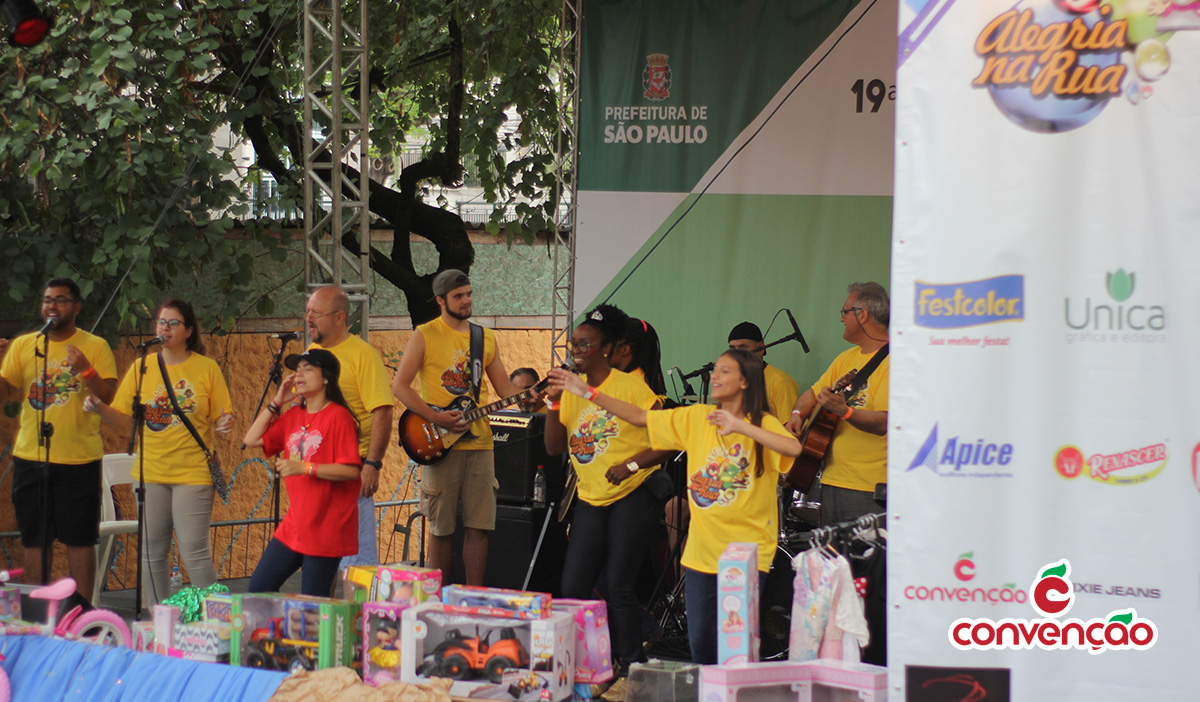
[305,309,337,320]
[839,307,862,317]
[569,340,598,352]
[41,296,76,306]
[156,319,184,328]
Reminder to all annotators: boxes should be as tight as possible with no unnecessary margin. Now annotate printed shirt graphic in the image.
[559,369,658,507]
[112,352,232,485]
[413,318,497,450]
[1,330,117,464]
[647,404,795,573]
[262,402,362,557]
[311,335,393,457]
[809,346,890,492]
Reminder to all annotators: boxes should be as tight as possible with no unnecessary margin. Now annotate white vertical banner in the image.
[890,0,1200,699]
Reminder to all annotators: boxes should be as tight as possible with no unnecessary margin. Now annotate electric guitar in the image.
[398,378,550,465]
[785,370,857,492]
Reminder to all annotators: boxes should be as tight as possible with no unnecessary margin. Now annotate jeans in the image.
[561,478,663,670]
[249,537,343,597]
[339,495,379,569]
[684,567,769,665]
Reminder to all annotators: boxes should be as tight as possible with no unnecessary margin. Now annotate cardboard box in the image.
[153,604,182,655]
[363,602,407,686]
[699,660,888,702]
[171,620,232,663]
[626,659,700,702]
[132,621,155,653]
[0,587,20,622]
[203,592,233,623]
[401,601,575,701]
[342,563,442,604]
[230,593,361,672]
[441,584,552,620]
[554,599,613,684]
[717,542,759,665]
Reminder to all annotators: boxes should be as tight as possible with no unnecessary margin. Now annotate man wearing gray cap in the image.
[392,269,523,586]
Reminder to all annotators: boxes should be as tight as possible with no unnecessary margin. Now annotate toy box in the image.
[230,593,362,673]
[553,599,613,684]
[0,587,20,622]
[171,620,232,663]
[363,602,407,686]
[132,621,155,653]
[342,563,442,604]
[699,660,888,702]
[401,601,575,701]
[441,584,552,620]
[203,592,233,623]
[153,604,182,655]
[626,659,699,702]
[717,542,759,666]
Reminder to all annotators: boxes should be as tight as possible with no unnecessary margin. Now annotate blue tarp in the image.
[0,636,286,702]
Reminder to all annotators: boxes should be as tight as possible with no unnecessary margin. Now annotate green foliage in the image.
[0,0,293,335]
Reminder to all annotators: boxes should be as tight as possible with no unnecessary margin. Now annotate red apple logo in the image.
[954,552,976,582]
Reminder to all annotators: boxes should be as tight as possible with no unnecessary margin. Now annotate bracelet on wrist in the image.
[544,397,561,411]
[790,409,802,416]
[80,365,97,379]
[306,462,317,477]
[583,385,599,401]
[842,406,854,420]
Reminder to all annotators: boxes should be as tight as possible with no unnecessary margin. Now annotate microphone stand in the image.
[677,362,714,404]
[242,336,293,529]
[35,333,53,584]
[129,343,151,619]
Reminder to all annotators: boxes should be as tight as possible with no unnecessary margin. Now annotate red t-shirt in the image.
[262,402,362,557]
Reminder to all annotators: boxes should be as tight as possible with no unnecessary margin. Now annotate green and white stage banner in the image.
[891,0,1199,698]
[578,0,897,389]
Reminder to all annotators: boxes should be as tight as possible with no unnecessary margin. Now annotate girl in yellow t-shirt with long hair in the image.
[544,304,674,679]
[549,349,801,665]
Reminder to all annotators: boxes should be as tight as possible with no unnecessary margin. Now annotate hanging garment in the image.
[788,549,870,661]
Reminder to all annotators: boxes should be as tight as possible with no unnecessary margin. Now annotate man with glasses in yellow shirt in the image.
[0,278,117,599]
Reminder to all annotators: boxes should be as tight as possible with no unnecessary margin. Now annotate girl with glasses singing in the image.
[88,299,235,607]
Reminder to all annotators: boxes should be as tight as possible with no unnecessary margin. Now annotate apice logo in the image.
[1053,442,1168,486]
[907,425,1015,478]
[914,275,1024,329]
[949,559,1158,654]
[1064,269,1166,344]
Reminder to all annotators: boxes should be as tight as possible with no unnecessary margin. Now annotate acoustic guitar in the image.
[786,370,857,491]
[398,378,550,465]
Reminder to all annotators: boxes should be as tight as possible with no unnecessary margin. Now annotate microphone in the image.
[269,331,300,341]
[785,308,811,354]
[35,318,58,336]
[136,337,164,349]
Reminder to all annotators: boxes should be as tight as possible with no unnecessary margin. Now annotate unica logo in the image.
[949,559,1158,654]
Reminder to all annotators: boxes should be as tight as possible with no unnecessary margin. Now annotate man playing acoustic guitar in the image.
[392,269,523,586]
[784,282,890,525]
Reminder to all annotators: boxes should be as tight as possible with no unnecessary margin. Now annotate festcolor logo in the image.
[949,559,1158,654]
[907,424,1015,478]
[1054,442,1167,485]
[914,275,1024,329]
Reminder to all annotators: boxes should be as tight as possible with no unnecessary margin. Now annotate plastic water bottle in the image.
[532,465,547,508]
[170,565,182,589]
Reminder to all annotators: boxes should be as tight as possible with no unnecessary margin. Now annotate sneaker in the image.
[600,677,627,702]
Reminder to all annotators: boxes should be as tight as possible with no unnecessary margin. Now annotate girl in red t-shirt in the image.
[243,348,362,596]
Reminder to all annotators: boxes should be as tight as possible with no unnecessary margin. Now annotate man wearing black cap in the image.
[392,269,524,586]
[305,285,394,568]
[727,321,800,425]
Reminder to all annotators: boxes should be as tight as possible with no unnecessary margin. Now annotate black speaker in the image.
[489,412,564,506]
[450,504,568,595]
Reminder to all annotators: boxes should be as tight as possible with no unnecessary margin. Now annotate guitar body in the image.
[397,397,478,466]
[786,410,838,491]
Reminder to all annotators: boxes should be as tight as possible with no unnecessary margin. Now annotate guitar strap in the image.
[844,343,889,400]
[468,323,484,404]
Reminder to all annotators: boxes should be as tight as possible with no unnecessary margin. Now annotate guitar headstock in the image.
[834,370,858,395]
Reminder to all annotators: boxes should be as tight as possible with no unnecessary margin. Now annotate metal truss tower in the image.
[303,0,372,338]
[549,0,582,363]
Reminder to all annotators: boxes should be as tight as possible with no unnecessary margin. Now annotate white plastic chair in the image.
[94,453,138,604]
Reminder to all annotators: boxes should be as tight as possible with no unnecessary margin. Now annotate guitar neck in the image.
[460,379,548,422]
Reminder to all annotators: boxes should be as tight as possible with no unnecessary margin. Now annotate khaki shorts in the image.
[418,450,498,536]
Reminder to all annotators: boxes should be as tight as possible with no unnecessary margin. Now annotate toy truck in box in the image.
[231,593,361,672]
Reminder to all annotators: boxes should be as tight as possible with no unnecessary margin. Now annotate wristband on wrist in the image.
[80,365,97,379]
[267,402,281,414]
[790,409,802,416]
[363,459,382,470]
[583,385,599,401]
[306,462,317,477]
[544,397,561,411]
[842,406,854,420]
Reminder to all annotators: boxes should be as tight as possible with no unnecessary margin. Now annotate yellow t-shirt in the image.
[764,362,800,425]
[311,336,393,458]
[413,318,497,450]
[809,346,890,492]
[558,369,658,507]
[1,330,117,464]
[112,352,232,484]
[647,405,794,573]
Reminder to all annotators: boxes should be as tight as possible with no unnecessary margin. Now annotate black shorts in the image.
[11,457,102,548]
